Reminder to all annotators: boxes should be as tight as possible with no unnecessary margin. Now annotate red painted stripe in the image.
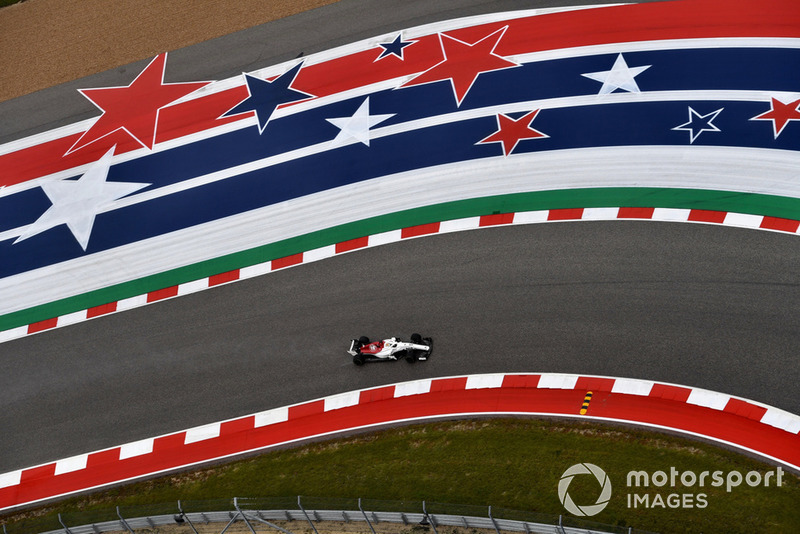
[575,376,616,392]
[209,269,240,287]
[289,400,326,419]
[85,449,120,471]
[360,386,396,403]
[760,216,800,233]
[617,207,655,219]
[221,416,256,436]
[479,213,515,226]
[430,377,469,391]
[501,374,541,388]
[147,286,179,302]
[86,302,117,319]
[401,222,441,238]
[335,236,369,253]
[548,208,584,221]
[19,464,55,485]
[27,317,58,334]
[649,383,692,402]
[724,398,768,421]
[688,209,727,224]
[272,253,304,270]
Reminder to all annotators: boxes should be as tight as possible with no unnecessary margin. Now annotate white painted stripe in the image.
[611,378,654,396]
[184,423,221,444]
[465,374,505,389]
[515,37,800,69]
[178,279,210,296]
[537,374,580,389]
[652,208,691,222]
[303,245,336,263]
[254,406,289,427]
[760,408,800,434]
[514,210,550,224]
[369,229,403,247]
[116,294,148,312]
[0,471,22,489]
[324,391,361,411]
[394,379,432,397]
[723,212,765,230]
[686,389,730,410]
[439,216,480,233]
[54,454,89,475]
[56,310,86,327]
[0,325,26,343]
[240,261,272,279]
[118,438,155,460]
[582,207,619,220]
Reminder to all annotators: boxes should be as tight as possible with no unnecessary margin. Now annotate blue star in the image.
[376,34,416,60]
[223,62,313,133]
[672,107,724,144]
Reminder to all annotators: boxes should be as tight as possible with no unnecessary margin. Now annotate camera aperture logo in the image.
[557,463,785,516]
[558,463,612,516]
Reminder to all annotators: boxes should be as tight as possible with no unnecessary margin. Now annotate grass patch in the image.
[0,0,24,8]
[2,419,798,533]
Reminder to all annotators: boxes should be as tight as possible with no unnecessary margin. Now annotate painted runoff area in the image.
[0,373,798,512]
[0,0,798,336]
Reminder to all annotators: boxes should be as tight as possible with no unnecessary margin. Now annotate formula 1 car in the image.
[348,334,433,365]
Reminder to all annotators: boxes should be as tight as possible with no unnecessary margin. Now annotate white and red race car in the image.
[347,334,433,365]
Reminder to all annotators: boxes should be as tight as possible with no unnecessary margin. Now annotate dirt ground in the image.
[0,0,339,102]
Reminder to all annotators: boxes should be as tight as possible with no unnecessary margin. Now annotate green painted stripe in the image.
[3,187,800,332]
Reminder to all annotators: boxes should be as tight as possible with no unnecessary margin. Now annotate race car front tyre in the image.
[410,333,422,344]
[358,336,370,344]
[353,354,366,366]
[406,353,416,363]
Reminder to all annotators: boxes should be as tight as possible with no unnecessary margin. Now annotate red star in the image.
[750,97,800,138]
[478,110,548,156]
[67,53,209,154]
[402,26,518,106]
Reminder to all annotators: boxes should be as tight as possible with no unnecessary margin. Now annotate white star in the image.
[15,147,150,251]
[582,54,651,95]
[672,107,724,144]
[326,97,395,147]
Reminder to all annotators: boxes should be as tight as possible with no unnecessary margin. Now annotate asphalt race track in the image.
[2,0,798,476]
[2,221,799,472]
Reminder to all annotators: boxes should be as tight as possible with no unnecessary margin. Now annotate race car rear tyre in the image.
[410,333,422,343]
[353,354,366,366]
[358,336,370,344]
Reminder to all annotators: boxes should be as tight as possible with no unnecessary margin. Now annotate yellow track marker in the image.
[579,391,593,415]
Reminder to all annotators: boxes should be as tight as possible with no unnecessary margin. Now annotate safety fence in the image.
[1,497,657,534]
